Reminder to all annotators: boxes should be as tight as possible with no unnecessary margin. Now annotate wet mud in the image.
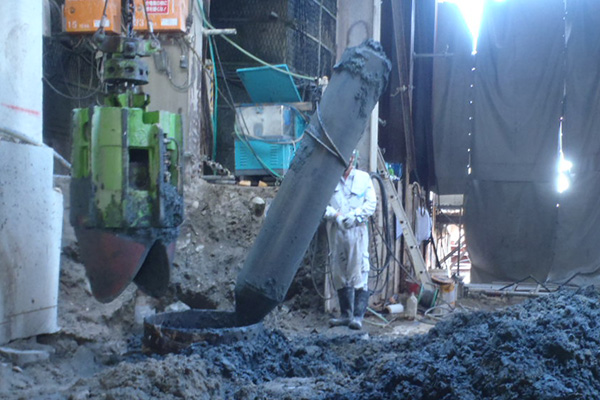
[336,287,600,400]
[63,287,600,399]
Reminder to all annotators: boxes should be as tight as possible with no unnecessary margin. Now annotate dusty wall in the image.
[143,7,206,176]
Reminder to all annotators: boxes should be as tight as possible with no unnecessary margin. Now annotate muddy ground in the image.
[1,177,596,399]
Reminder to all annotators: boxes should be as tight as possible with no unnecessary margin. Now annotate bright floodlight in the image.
[557,173,570,193]
[557,155,573,193]
[559,158,573,173]
[439,0,485,54]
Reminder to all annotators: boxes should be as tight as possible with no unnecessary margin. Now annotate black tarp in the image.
[548,0,600,283]
[432,3,473,194]
[433,0,600,284]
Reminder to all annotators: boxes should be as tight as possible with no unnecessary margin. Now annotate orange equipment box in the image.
[133,0,189,33]
[64,0,122,34]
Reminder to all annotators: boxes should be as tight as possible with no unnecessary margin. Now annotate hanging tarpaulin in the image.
[547,0,600,285]
[433,0,600,284]
[432,3,473,195]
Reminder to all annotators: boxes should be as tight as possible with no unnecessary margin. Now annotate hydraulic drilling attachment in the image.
[70,9,184,302]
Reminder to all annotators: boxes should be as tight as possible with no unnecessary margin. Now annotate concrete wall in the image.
[0,1,63,344]
[336,0,382,172]
[144,9,205,177]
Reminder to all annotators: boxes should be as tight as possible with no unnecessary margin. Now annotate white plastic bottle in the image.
[405,293,418,320]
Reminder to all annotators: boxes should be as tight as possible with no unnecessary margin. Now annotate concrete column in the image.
[0,1,63,344]
[336,0,382,172]
[325,0,383,313]
[0,1,44,143]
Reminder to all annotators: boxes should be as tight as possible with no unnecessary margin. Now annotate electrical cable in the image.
[366,173,397,296]
[372,219,422,285]
[97,0,110,34]
[168,65,195,92]
[307,228,334,301]
[43,76,102,100]
[428,235,444,270]
[316,102,349,167]
[141,0,157,38]
[370,173,392,272]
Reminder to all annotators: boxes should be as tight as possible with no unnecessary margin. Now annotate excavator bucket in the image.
[134,240,175,298]
[75,228,175,302]
[76,228,152,303]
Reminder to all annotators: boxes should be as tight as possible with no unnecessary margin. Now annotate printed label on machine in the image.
[93,19,111,28]
[161,18,178,26]
[146,0,169,13]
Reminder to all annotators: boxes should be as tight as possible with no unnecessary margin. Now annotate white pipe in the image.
[0,126,72,170]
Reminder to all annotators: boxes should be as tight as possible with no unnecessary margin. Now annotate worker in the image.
[324,150,377,330]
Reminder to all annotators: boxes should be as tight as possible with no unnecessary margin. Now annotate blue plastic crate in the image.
[234,139,299,176]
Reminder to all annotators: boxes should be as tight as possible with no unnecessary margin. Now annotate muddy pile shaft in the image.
[235,40,391,324]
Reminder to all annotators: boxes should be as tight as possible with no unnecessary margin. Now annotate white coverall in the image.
[324,169,377,291]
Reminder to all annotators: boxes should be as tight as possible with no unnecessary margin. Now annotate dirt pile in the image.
[171,177,277,310]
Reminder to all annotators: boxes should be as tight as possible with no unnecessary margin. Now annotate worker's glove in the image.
[335,214,346,229]
[342,215,357,229]
[325,206,338,220]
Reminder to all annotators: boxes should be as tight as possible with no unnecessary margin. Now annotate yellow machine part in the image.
[64,0,122,34]
[133,0,189,33]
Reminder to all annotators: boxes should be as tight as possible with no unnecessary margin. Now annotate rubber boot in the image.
[349,289,369,330]
[329,287,355,327]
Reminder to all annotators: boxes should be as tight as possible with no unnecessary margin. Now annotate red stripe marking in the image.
[1,103,41,116]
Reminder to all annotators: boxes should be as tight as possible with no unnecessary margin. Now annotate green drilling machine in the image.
[69,5,184,303]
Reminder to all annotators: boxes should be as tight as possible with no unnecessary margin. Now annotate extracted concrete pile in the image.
[64,287,600,399]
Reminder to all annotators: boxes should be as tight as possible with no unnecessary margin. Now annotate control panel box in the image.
[234,104,308,177]
[133,0,189,33]
[64,0,121,34]
[236,105,303,140]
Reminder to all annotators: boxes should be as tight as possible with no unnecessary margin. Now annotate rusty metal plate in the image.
[143,310,264,354]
